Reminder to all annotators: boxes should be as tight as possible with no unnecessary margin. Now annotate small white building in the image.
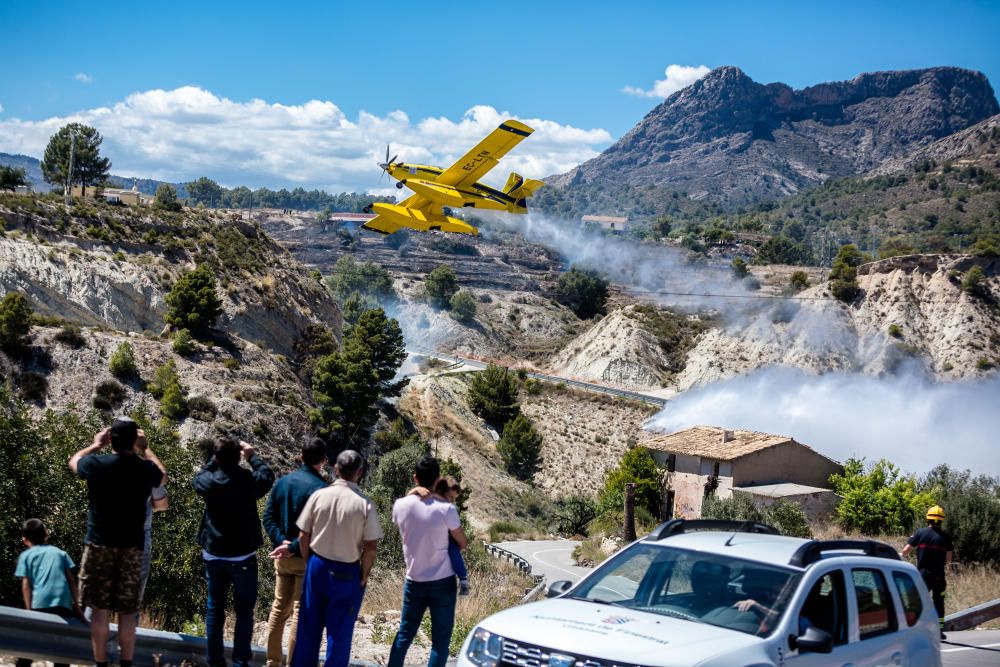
[582,214,629,233]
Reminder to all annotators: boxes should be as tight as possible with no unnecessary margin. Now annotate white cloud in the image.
[0,87,611,192]
[74,73,93,84]
[0,103,4,113]
[623,64,711,98]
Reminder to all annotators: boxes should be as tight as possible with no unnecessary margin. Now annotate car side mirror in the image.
[793,626,833,654]
[546,580,573,598]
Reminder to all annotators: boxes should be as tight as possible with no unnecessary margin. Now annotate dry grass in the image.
[357,559,535,659]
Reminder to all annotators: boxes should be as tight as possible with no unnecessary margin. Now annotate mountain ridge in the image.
[548,65,999,205]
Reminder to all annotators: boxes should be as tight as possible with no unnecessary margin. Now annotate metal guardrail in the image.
[943,597,1000,632]
[0,606,387,667]
[0,606,267,666]
[483,542,544,584]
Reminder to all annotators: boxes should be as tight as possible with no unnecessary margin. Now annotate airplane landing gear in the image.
[363,204,373,213]
[396,181,404,189]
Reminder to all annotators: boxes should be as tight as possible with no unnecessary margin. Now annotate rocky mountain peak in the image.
[553,66,999,204]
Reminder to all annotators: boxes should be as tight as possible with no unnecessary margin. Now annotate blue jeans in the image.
[448,538,467,579]
[291,555,363,667]
[388,576,457,667]
[205,555,258,667]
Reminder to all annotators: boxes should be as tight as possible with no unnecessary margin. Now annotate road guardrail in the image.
[943,597,1000,632]
[0,606,267,667]
[483,541,544,584]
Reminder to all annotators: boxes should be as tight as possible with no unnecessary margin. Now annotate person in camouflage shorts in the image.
[70,418,166,667]
[78,543,145,612]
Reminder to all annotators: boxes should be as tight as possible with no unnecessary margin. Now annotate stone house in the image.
[581,214,629,233]
[640,426,843,520]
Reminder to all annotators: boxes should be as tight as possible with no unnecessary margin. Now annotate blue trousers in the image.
[387,576,457,667]
[205,555,258,667]
[448,538,467,579]
[291,555,363,667]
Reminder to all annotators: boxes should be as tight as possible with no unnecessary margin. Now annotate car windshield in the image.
[570,543,801,637]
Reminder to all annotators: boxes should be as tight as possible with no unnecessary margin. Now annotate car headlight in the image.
[466,627,504,667]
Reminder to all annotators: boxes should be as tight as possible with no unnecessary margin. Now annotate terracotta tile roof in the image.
[581,215,629,224]
[734,483,835,497]
[641,426,796,461]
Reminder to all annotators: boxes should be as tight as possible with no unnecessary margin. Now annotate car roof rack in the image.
[645,519,780,541]
[788,540,901,567]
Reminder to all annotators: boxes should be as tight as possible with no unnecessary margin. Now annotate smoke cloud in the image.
[646,366,1000,476]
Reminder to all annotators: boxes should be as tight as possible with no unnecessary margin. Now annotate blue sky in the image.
[1,0,998,191]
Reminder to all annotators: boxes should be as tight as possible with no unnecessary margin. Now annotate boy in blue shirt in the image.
[14,518,81,667]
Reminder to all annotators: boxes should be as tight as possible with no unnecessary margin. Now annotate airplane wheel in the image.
[396,182,404,189]
[363,205,372,213]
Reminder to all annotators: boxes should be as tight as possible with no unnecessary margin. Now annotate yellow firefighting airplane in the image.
[361,120,544,236]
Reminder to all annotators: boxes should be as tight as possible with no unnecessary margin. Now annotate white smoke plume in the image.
[645,366,1000,476]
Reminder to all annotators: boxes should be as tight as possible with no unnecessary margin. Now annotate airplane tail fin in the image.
[503,173,544,213]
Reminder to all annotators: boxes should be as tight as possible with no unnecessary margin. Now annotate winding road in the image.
[408,349,668,407]
[494,539,592,583]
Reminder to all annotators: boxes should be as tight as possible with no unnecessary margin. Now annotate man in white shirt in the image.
[387,456,468,667]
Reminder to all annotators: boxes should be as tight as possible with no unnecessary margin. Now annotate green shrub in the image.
[888,323,903,339]
[109,341,139,380]
[961,265,989,299]
[552,495,598,536]
[171,329,197,356]
[186,395,217,422]
[325,255,396,302]
[92,380,126,411]
[556,267,609,319]
[788,271,810,292]
[497,413,543,480]
[730,257,749,280]
[15,372,47,402]
[0,292,33,356]
[598,447,662,519]
[701,493,811,538]
[829,458,935,535]
[149,359,188,420]
[920,465,1000,566]
[829,244,863,302]
[450,290,477,323]
[53,324,86,348]
[222,357,240,371]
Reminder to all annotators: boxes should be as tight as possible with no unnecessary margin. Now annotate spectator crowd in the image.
[13,417,469,667]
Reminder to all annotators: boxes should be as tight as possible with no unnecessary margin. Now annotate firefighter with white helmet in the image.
[902,504,953,638]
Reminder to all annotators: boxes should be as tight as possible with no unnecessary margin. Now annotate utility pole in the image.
[64,131,77,204]
[623,483,637,542]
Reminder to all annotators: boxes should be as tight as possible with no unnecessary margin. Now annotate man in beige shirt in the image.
[289,450,381,667]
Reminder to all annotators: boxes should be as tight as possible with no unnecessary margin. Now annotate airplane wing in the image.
[435,120,534,189]
[362,194,443,234]
[361,214,403,235]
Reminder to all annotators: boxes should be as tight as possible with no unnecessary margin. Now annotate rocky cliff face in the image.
[673,255,1000,390]
[550,66,999,204]
[0,198,341,357]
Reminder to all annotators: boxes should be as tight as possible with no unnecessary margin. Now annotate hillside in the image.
[0,192,343,459]
[0,194,340,356]
[545,66,998,208]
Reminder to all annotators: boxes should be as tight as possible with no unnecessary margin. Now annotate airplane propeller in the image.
[378,144,399,181]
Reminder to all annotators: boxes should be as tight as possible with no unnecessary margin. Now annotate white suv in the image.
[459,520,941,667]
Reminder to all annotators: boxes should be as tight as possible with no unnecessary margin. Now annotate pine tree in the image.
[450,290,477,323]
[467,364,520,429]
[425,264,459,309]
[497,413,543,480]
[347,307,408,397]
[40,124,111,195]
[309,345,380,453]
[556,267,608,319]
[165,265,224,337]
